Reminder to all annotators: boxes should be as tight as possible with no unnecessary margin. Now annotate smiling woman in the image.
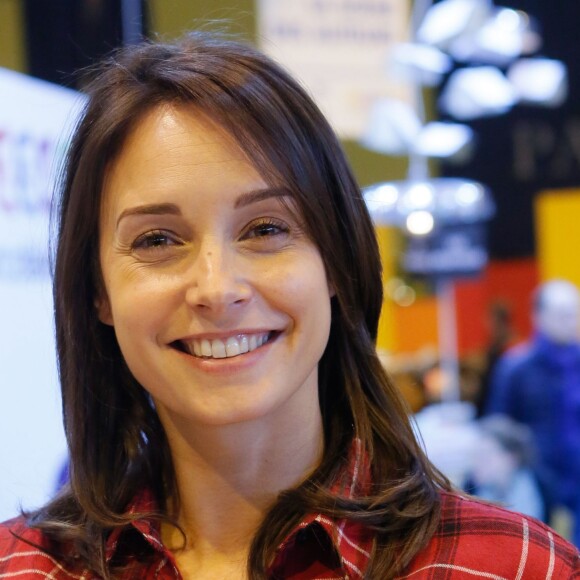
[0,31,578,580]
[97,106,332,431]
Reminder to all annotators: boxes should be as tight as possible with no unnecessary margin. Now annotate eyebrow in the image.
[233,187,292,209]
[115,187,292,229]
[116,203,181,229]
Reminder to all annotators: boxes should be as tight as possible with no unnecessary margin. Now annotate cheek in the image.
[107,272,179,336]
[264,260,331,318]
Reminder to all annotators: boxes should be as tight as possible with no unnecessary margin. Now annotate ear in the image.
[95,292,114,326]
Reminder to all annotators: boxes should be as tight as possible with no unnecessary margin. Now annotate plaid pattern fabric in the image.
[1,457,579,578]
[398,492,580,579]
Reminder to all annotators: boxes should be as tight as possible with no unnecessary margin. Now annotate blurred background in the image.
[1,0,580,545]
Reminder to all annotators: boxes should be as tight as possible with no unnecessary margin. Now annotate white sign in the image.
[0,68,85,521]
[258,0,412,139]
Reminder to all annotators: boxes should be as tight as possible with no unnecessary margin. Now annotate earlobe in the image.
[95,294,114,326]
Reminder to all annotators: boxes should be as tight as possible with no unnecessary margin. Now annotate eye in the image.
[132,230,180,251]
[242,218,289,240]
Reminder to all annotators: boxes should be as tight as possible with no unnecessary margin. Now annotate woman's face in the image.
[97,105,333,431]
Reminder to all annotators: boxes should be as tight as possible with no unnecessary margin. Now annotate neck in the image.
[158,398,324,560]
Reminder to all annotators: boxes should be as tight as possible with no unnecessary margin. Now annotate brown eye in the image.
[243,219,289,240]
[132,230,179,250]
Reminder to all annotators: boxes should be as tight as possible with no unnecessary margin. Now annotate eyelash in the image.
[242,218,290,240]
[131,230,179,251]
[130,218,291,254]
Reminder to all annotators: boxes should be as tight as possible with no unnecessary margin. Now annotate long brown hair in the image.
[34,31,450,578]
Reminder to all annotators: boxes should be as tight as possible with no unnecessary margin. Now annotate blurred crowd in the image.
[387,279,580,547]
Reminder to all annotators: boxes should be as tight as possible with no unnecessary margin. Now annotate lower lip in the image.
[171,336,278,374]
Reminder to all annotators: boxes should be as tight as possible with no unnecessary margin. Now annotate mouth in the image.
[171,331,279,360]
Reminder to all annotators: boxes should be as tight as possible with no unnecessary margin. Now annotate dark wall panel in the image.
[441,1,580,258]
[24,0,148,88]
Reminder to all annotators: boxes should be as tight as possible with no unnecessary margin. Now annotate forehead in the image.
[100,105,267,211]
[114,104,248,170]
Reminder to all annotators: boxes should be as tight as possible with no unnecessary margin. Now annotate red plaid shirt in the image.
[1,454,578,578]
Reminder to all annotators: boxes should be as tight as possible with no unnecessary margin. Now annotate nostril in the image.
[184,273,252,311]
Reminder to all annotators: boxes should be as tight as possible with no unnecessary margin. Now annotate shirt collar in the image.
[105,488,165,563]
[269,438,373,577]
[105,439,373,577]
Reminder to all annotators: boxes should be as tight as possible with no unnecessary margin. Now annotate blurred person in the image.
[475,301,515,416]
[486,279,580,545]
[0,33,577,579]
[468,415,545,520]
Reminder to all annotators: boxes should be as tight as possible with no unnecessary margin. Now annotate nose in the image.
[184,238,251,315]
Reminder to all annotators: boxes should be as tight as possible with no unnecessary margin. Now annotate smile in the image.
[175,332,277,359]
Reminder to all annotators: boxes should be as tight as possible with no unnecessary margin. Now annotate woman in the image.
[0,33,578,579]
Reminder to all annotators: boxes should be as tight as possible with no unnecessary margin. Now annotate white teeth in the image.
[185,332,271,359]
[201,339,212,357]
[211,338,227,359]
[248,335,258,351]
[225,336,241,357]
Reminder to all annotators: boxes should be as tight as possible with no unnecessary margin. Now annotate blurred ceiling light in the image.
[507,58,568,106]
[406,183,435,209]
[384,277,405,298]
[362,114,475,161]
[392,284,417,306]
[390,43,453,86]
[406,210,435,236]
[416,0,491,48]
[413,122,474,159]
[384,277,417,307]
[450,8,541,65]
[495,6,522,31]
[489,9,541,54]
[455,182,483,206]
[439,66,518,119]
[364,183,399,216]
[364,178,494,226]
[361,99,421,155]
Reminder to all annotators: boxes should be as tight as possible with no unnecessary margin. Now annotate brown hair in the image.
[34,31,450,578]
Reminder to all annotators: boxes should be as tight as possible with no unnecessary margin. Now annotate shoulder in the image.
[491,343,543,389]
[0,515,35,553]
[0,515,50,569]
[497,342,538,373]
[0,516,85,578]
[398,493,580,579]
